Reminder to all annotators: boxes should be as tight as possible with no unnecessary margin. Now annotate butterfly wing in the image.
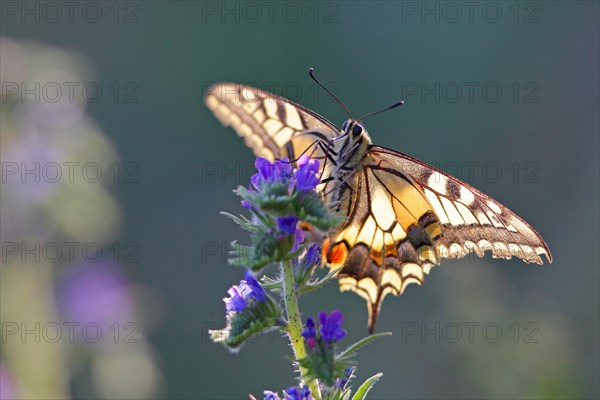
[205,83,339,162]
[325,145,552,332]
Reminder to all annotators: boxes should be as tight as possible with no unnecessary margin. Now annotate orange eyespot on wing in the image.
[323,238,348,267]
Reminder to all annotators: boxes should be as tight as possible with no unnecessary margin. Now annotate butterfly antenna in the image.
[356,100,405,124]
[309,67,353,119]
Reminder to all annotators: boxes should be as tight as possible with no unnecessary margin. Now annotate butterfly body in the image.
[205,81,552,332]
[320,120,372,215]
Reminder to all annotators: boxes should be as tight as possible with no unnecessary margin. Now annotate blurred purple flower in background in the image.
[57,262,133,328]
[0,363,15,400]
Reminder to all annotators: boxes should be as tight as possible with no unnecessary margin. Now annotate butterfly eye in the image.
[352,124,363,136]
[342,121,348,131]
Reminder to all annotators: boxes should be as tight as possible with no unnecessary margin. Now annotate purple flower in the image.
[263,390,280,400]
[0,363,15,400]
[284,385,312,400]
[58,262,132,326]
[241,271,267,303]
[319,310,346,343]
[294,155,320,192]
[277,216,298,236]
[301,243,321,270]
[224,286,247,312]
[251,157,292,190]
[335,367,354,390]
[302,316,316,348]
[223,271,267,313]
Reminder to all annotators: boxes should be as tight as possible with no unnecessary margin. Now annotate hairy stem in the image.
[282,259,321,399]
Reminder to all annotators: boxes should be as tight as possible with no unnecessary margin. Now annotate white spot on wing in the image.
[487,201,502,214]
[427,171,448,194]
[459,186,475,205]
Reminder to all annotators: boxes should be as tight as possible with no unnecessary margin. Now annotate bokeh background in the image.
[1,1,598,399]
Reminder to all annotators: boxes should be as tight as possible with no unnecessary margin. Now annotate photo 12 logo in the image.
[1,161,140,185]
[2,321,140,344]
[400,81,540,104]
[400,321,540,344]
[1,81,140,104]
[1,241,140,264]
[1,1,140,24]
[199,1,340,24]
[399,2,540,24]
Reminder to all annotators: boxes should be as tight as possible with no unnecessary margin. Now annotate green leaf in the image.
[298,340,347,387]
[351,373,383,400]
[209,297,282,351]
[298,267,341,296]
[220,211,260,233]
[260,274,282,291]
[337,332,392,361]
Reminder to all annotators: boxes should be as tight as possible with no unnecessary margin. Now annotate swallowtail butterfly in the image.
[205,69,552,332]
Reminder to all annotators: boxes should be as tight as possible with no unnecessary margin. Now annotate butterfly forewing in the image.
[205,83,338,162]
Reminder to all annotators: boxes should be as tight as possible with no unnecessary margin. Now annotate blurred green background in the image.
[1,1,598,399]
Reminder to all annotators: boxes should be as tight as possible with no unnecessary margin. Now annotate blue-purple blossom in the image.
[263,390,280,400]
[224,286,247,312]
[58,262,132,326]
[294,155,320,192]
[294,227,304,245]
[335,367,355,390]
[302,316,317,348]
[0,363,15,400]
[251,157,292,190]
[223,271,267,313]
[284,385,312,400]
[277,216,298,236]
[301,243,321,270]
[319,310,347,343]
[241,271,267,303]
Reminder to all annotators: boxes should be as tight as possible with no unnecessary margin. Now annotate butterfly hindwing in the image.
[205,83,338,162]
[325,146,551,332]
[369,146,552,264]
[324,159,443,331]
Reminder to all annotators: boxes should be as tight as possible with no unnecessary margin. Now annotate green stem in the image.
[282,259,321,399]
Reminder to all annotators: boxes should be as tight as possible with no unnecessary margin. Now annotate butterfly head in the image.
[341,119,369,142]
